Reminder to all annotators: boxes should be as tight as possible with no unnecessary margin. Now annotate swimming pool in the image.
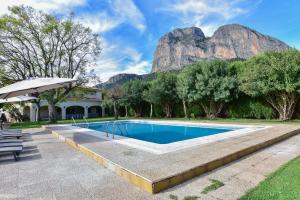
[78,121,240,144]
[69,120,268,154]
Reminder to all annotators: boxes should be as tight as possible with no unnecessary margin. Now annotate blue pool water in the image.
[78,121,240,144]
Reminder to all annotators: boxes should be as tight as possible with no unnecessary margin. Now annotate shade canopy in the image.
[0,96,38,104]
[0,78,77,99]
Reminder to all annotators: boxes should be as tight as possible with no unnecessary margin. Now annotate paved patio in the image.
[48,123,300,193]
[0,128,300,200]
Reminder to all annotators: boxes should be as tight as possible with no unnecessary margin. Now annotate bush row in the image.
[104,50,300,120]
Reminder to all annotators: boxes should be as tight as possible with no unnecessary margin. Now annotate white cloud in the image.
[75,0,146,34]
[162,0,258,36]
[92,40,151,82]
[0,0,146,34]
[79,12,121,33]
[196,23,221,36]
[169,0,245,20]
[109,0,146,32]
[0,0,86,15]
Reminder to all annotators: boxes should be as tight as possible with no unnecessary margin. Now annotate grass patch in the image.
[9,117,126,129]
[148,117,300,125]
[169,194,198,200]
[201,179,225,194]
[183,196,198,200]
[169,194,178,200]
[239,156,300,200]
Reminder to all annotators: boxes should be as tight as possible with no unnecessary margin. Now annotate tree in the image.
[239,50,300,120]
[189,60,238,119]
[122,80,148,117]
[119,99,130,117]
[176,64,202,118]
[104,86,124,120]
[0,6,101,122]
[147,73,178,118]
[143,81,157,118]
[0,68,13,87]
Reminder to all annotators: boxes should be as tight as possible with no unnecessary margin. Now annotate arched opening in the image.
[88,106,102,118]
[56,107,62,120]
[40,106,62,121]
[23,106,30,121]
[66,106,84,119]
[40,106,49,121]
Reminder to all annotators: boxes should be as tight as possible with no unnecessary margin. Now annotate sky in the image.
[1,0,300,82]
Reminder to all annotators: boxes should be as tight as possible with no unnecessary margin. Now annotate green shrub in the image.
[173,102,184,117]
[153,104,164,118]
[188,104,204,118]
[227,97,273,119]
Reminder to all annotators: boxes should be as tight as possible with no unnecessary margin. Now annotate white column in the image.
[102,106,105,117]
[62,106,66,120]
[84,106,88,118]
[29,104,36,122]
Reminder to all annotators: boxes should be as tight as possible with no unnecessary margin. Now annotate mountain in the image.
[98,73,156,89]
[152,24,291,72]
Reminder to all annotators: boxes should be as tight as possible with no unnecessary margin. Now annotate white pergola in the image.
[0,96,38,104]
[0,78,77,121]
[0,78,77,99]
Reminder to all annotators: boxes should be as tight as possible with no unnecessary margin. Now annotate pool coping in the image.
[58,120,271,154]
[45,121,300,194]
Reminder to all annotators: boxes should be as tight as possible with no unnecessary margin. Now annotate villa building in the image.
[20,88,104,122]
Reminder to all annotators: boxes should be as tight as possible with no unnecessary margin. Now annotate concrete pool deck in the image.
[45,122,300,194]
[1,128,300,199]
[66,120,270,154]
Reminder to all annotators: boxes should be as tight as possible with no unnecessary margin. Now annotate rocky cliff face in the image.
[152,24,291,72]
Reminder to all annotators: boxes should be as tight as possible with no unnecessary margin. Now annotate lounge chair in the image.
[0,146,23,161]
[0,142,22,148]
[1,129,22,133]
[0,138,23,143]
[0,130,23,139]
[0,129,22,134]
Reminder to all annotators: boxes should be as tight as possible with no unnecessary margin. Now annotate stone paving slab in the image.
[47,123,300,193]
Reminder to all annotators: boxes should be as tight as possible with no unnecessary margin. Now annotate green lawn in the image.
[149,117,300,125]
[9,117,125,129]
[9,117,300,129]
[239,156,300,200]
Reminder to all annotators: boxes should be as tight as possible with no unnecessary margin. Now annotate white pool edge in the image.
[47,120,272,154]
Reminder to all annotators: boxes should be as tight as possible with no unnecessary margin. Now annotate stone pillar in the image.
[84,106,89,118]
[102,106,105,117]
[30,104,36,122]
[62,106,66,120]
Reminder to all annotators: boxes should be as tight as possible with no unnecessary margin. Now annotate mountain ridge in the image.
[101,24,291,87]
[98,73,155,89]
[152,24,291,72]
